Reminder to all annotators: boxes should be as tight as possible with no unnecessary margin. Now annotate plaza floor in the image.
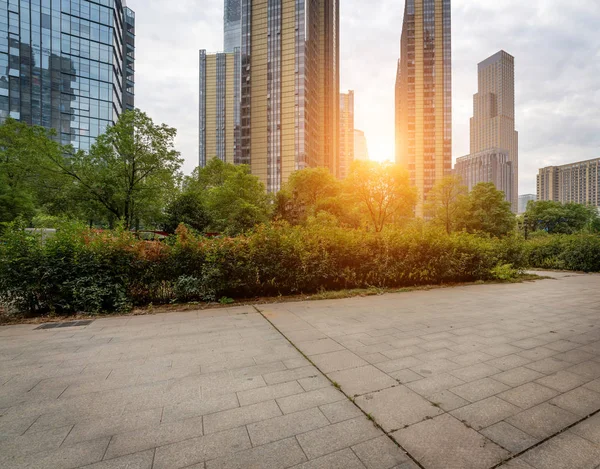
[1,271,599,468]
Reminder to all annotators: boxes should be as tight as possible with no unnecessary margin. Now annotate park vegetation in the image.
[1,112,599,317]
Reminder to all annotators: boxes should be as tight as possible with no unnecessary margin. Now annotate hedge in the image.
[525,234,600,272]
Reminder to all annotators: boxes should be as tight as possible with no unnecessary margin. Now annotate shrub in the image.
[525,234,600,272]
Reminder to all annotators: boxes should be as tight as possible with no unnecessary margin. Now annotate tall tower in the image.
[224,0,242,53]
[395,0,452,216]
[470,51,518,212]
[240,0,340,192]
[339,91,355,179]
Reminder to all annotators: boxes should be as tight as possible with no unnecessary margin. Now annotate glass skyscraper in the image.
[0,0,135,151]
[396,0,452,216]
[223,0,240,53]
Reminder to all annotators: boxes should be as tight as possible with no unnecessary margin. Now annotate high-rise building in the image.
[339,90,354,179]
[224,0,241,53]
[354,129,369,161]
[0,0,135,151]
[199,50,240,167]
[470,50,518,212]
[518,194,536,214]
[395,0,452,216]
[537,158,600,207]
[454,148,513,204]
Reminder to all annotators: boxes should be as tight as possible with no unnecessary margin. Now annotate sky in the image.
[126,0,600,195]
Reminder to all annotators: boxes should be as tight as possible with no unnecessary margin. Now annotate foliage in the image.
[425,175,468,234]
[162,192,210,234]
[524,201,599,234]
[457,183,516,237]
[525,234,600,272]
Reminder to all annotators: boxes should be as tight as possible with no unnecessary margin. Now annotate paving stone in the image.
[567,360,600,380]
[492,367,545,387]
[310,350,368,373]
[485,344,524,357]
[328,365,397,397]
[296,417,382,459]
[498,459,536,469]
[449,351,495,366]
[290,448,365,469]
[486,354,532,371]
[389,369,423,384]
[153,427,252,469]
[356,386,442,432]
[525,357,572,374]
[392,414,509,469]
[518,347,557,361]
[376,357,423,374]
[319,400,363,423]
[297,375,331,391]
[570,413,600,444]
[276,386,344,414]
[450,363,503,382]
[536,370,591,393]
[480,421,538,454]
[264,366,321,385]
[352,435,409,469]
[0,424,72,460]
[237,381,303,406]
[406,373,465,397]
[284,358,310,369]
[498,382,559,409]
[162,393,239,423]
[247,407,329,446]
[450,378,510,403]
[545,340,582,353]
[381,346,426,360]
[521,432,600,469]
[507,403,580,439]
[203,400,281,434]
[427,390,470,412]
[450,396,520,430]
[76,450,154,469]
[585,378,600,393]
[297,339,345,356]
[549,386,600,417]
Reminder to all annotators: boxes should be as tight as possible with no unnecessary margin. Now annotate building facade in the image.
[339,90,354,178]
[198,50,240,167]
[537,158,600,207]
[223,0,241,53]
[0,0,135,151]
[454,148,513,204]
[395,0,452,216]
[470,50,518,212]
[518,194,535,214]
[354,128,369,161]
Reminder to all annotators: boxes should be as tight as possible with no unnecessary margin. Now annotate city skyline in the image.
[124,0,599,195]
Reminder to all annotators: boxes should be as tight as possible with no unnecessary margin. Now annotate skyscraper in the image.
[470,50,518,212]
[537,158,600,207]
[0,0,135,151]
[518,194,535,214]
[454,148,513,204]
[224,0,241,53]
[395,0,452,216]
[354,129,369,161]
[339,90,354,179]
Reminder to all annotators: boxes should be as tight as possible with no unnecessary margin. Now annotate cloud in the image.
[127,0,600,194]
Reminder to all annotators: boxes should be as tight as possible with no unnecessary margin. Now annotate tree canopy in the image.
[525,201,599,234]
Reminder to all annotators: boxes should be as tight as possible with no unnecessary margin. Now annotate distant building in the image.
[354,129,369,161]
[339,91,354,179]
[518,194,536,214]
[537,158,600,206]
[470,51,519,212]
[454,148,513,204]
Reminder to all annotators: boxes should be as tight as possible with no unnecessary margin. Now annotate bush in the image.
[0,222,530,317]
[525,234,600,272]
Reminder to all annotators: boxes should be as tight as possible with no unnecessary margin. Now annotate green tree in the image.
[425,175,468,234]
[48,109,182,229]
[457,183,516,237]
[162,192,210,234]
[525,200,599,234]
[345,161,417,232]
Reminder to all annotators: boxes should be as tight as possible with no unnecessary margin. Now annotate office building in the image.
[518,194,535,213]
[339,90,354,178]
[537,158,600,207]
[455,148,513,204]
[0,0,135,151]
[395,0,452,216]
[354,129,369,161]
[198,50,240,167]
[470,50,518,212]
[223,0,241,53]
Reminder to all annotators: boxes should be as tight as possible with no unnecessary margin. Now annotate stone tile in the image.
[264,366,321,385]
[389,369,423,384]
[290,448,365,469]
[570,413,600,444]
[517,347,557,361]
[536,370,591,393]
[486,354,531,371]
[449,351,495,366]
[554,349,596,364]
[567,360,600,380]
[362,353,390,364]
[450,378,510,403]
[247,407,329,446]
[382,346,426,360]
[550,386,600,417]
[450,396,520,431]
[310,350,368,373]
[0,424,72,460]
[284,358,310,369]
[352,436,409,469]
[450,363,502,382]
[356,386,442,432]
[153,427,252,469]
[545,340,582,353]
[297,339,345,356]
[237,381,303,406]
[521,432,600,469]
[480,421,538,454]
[296,417,382,459]
[162,393,239,423]
[485,344,524,357]
[585,378,600,393]
[406,373,465,397]
[498,382,559,409]
[525,357,572,374]
[498,459,536,469]
[376,357,423,374]
[276,387,343,414]
[414,350,458,362]
[507,403,580,439]
[297,375,331,392]
[492,367,545,387]
[428,390,470,412]
[392,414,509,469]
[75,450,154,469]
[512,338,550,350]
[203,400,281,434]
[329,365,397,397]
[319,400,363,423]
[409,358,461,377]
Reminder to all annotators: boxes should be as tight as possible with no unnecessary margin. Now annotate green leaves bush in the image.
[525,235,600,272]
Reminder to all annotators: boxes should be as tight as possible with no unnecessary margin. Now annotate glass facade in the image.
[223,0,240,53]
[0,0,134,151]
